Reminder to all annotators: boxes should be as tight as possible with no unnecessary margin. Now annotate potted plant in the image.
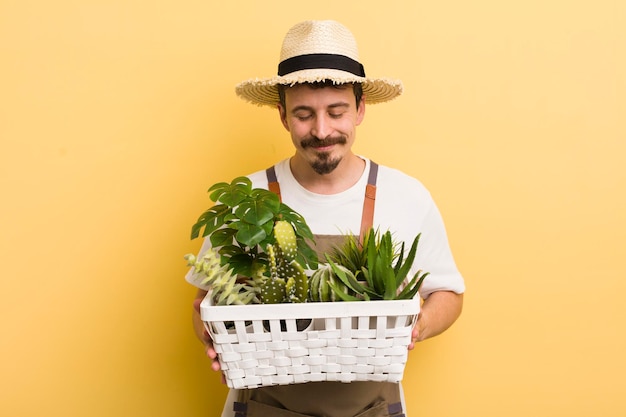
[185,183,423,388]
[185,176,318,306]
[309,228,428,302]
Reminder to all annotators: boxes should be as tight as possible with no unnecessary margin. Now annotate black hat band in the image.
[278,53,366,77]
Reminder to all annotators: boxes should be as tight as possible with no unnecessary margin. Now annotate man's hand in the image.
[192,289,226,383]
[408,312,423,351]
[192,296,220,369]
[408,291,463,350]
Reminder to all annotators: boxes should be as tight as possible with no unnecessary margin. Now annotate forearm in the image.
[414,291,463,343]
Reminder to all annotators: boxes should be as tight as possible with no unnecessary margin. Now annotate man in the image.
[187,20,465,416]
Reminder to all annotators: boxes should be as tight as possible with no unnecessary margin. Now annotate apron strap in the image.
[266,165,281,202]
[265,161,379,242]
[360,161,378,243]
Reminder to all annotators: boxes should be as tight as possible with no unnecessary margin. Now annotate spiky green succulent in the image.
[185,248,261,305]
[309,263,357,302]
[325,229,428,301]
[326,231,380,273]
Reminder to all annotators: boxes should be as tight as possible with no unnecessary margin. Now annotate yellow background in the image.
[1,1,624,416]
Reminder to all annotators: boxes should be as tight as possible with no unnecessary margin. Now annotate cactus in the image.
[285,260,308,302]
[260,277,287,304]
[309,263,358,302]
[274,220,298,262]
[260,244,286,303]
[260,221,309,304]
[185,249,260,305]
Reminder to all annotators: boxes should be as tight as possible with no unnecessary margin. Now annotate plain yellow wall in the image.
[1,1,624,416]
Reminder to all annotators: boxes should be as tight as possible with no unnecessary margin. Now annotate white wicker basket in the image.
[200,293,419,389]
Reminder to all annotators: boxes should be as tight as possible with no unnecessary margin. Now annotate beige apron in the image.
[233,163,404,417]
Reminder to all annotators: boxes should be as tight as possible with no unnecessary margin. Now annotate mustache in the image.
[300,136,347,149]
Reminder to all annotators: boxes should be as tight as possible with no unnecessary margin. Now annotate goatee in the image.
[301,135,346,175]
[311,152,341,175]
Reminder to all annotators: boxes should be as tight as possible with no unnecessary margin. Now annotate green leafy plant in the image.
[325,228,428,301]
[186,176,318,305]
[190,176,318,278]
[325,230,392,274]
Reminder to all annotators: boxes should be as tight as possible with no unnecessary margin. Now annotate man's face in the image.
[278,84,365,175]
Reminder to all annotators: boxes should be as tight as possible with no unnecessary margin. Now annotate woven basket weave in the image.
[200,293,419,389]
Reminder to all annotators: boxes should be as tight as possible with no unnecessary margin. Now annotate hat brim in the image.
[235,68,403,107]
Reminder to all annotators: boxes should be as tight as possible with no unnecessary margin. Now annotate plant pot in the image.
[262,318,313,332]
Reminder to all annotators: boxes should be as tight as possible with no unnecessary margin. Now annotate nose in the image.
[311,114,332,140]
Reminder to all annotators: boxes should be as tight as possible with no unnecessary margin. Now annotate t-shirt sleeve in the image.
[414,199,466,299]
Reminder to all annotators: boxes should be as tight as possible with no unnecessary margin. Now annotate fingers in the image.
[201,328,211,344]
[191,291,222,375]
[202,330,222,371]
[192,297,202,313]
[408,319,421,351]
[205,339,222,371]
[210,358,221,372]
[408,326,419,350]
[206,344,218,360]
[195,312,222,371]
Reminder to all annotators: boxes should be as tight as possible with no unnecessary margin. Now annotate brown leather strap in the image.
[360,161,378,243]
[266,166,281,202]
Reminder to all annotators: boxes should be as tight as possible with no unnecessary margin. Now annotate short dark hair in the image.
[277,81,364,109]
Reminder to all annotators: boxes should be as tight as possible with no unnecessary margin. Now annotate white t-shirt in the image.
[186,157,465,298]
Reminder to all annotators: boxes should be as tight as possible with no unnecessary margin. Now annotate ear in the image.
[355,96,366,126]
[277,103,290,131]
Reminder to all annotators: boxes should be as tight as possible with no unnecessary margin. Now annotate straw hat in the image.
[235,20,403,106]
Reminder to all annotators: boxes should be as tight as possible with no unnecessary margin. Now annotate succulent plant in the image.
[308,263,356,302]
[184,248,261,305]
[326,231,380,273]
[325,228,429,301]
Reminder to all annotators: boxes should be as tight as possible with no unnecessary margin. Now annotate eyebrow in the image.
[291,102,350,114]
